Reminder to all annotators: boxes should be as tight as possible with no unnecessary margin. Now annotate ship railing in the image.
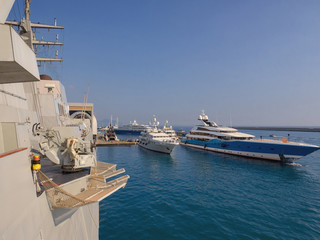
[38,161,129,209]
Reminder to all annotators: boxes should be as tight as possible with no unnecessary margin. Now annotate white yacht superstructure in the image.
[139,117,178,154]
[114,120,151,134]
[181,111,320,162]
[162,120,179,141]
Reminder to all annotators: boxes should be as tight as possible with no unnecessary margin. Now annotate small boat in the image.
[104,123,118,141]
[181,111,319,162]
[176,129,186,139]
[139,117,179,154]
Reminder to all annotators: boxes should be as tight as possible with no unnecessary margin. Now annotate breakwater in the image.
[235,127,320,132]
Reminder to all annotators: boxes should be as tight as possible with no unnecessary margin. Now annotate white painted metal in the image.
[0,24,40,83]
[115,120,151,132]
[139,118,179,154]
[0,0,14,24]
[0,2,127,240]
[139,139,178,154]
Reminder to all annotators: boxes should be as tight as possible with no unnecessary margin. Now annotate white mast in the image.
[5,0,64,62]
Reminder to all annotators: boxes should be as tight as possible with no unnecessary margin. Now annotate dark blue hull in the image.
[181,138,319,162]
[114,130,142,135]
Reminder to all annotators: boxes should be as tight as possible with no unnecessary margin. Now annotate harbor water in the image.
[98,130,320,239]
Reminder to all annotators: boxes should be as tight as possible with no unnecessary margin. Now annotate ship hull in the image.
[114,129,142,135]
[181,139,319,162]
[139,141,177,154]
[0,148,100,240]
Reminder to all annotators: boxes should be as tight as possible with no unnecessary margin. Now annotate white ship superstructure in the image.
[0,2,128,240]
[139,117,178,154]
[115,120,151,134]
[162,120,179,141]
[181,111,320,162]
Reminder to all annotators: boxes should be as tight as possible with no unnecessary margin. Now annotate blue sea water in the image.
[97,130,320,240]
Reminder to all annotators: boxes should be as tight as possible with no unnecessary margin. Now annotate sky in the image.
[8,0,320,127]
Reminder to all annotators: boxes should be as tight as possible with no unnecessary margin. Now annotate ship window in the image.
[0,123,18,155]
[58,103,65,116]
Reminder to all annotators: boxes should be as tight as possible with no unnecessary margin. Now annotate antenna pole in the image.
[25,0,30,21]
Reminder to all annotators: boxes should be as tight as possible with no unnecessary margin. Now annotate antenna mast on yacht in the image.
[81,86,90,122]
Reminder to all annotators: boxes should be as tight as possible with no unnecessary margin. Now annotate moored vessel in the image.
[181,111,320,162]
[104,122,118,141]
[139,117,179,154]
[114,120,151,134]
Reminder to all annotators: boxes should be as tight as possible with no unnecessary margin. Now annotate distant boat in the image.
[176,129,186,139]
[114,120,151,134]
[181,110,320,162]
[104,123,118,141]
[139,117,179,154]
[98,126,109,131]
[270,134,276,137]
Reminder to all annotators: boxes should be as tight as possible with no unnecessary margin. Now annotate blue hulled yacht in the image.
[181,111,319,162]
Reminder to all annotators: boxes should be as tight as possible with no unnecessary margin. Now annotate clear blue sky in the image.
[9,0,320,126]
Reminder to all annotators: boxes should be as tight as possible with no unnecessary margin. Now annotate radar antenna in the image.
[6,0,64,64]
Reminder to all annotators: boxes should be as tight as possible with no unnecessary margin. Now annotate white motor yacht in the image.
[181,110,319,162]
[139,117,179,154]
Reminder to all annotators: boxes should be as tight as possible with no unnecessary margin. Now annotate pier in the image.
[96,133,138,146]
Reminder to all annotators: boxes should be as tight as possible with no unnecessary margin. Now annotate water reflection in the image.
[179,145,308,182]
[138,146,177,169]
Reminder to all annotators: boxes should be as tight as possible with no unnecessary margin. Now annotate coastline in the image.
[235,127,320,132]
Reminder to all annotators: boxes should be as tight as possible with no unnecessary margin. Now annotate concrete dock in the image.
[96,133,138,146]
